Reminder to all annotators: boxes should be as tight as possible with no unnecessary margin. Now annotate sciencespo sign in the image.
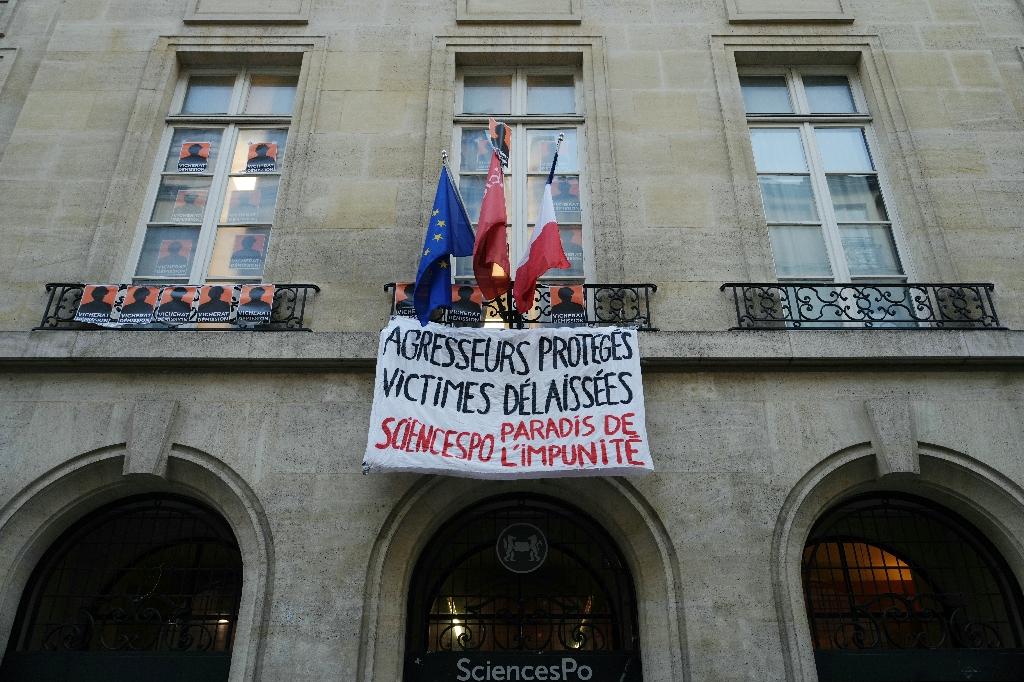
[407,652,641,682]
[363,317,653,479]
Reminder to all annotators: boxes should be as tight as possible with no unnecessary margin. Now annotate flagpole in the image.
[547,132,566,184]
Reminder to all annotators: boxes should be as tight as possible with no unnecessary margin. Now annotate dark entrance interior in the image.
[803,493,1024,681]
[405,493,642,681]
[0,494,243,681]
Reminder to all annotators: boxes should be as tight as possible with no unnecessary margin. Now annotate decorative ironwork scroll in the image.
[720,282,1004,330]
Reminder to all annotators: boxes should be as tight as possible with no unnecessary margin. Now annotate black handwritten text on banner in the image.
[363,317,653,479]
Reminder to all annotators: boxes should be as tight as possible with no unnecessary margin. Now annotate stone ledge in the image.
[0,330,1022,373]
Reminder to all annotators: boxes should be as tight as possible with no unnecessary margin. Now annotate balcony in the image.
[721,282,1005,330]
[385,283,658,331]
[34,283,320,332]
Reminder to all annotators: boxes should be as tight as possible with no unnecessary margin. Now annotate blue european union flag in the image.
[413,165,476,325]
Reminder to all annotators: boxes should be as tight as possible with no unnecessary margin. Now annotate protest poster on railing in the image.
[363,316,653,479]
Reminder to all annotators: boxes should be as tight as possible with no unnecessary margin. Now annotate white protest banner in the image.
[363,316,653,479]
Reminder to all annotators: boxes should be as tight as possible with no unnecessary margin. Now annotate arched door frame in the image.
[0,445,273,682]
[772,443,1024,681]
[356,476,690,682]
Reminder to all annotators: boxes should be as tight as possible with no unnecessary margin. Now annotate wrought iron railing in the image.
[34,282,320,331]
[385,282,658,330]
[721,282,1004,330]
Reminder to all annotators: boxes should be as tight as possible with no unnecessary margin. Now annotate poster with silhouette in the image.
[448,285,484,326]
[228,234,267,275]
[227,189,261,223]
[245,142,278,173]
[236,284,275,325]
[548,285,586,327]
[154,285,198,324]
[550,176,581,223]
[177,142,211,173]
[119,286,159,325]
[393,282,417,318]
[561,228,584,275]
[196,285,236,323]
[154,239,193,278]
[171,189,207,223]
[75,284,123,326]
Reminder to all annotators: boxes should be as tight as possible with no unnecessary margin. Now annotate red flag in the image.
[472,150,510,300]
[513,181,570,313]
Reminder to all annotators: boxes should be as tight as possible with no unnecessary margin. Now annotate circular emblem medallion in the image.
[496,523,548,574]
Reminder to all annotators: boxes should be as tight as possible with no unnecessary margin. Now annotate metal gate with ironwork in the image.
[0,494,243,682]
[405,494,642,682]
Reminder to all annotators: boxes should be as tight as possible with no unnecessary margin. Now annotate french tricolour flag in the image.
[513,140,571,313]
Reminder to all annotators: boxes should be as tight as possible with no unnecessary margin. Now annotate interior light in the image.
[233,177,258,192]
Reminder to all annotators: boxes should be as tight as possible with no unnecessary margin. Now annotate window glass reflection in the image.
[804,76,856,114]
[135,226,200,279]
[740,76,793,114]
[750,128,807,172]
[208,227,271,279]
[181,76,234,114]
[230,129,289,173]
[245,74,298,115]
[164,129,223,173]
[815,127,874,172]
[526,75,576,114]
[220,176,279,224]
[840,224,903,276]
[463,75,511,115]
[769,225,833,278]
[527,129,578,173]
[827,175,889,222]
[758,175,818,223]
[151,176,211,224]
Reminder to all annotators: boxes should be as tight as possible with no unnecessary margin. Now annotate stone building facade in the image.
[0,0,1023,680]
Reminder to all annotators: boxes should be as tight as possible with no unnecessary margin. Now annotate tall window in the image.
[125,69,298,285]
[451,68,586,287]
[740,68,906,283]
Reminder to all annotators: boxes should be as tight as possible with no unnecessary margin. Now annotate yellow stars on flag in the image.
[438,261,448,269]
[436,220,446,228]
[432,209,440,217]
[423,248,430,256]
[433,233,443,241]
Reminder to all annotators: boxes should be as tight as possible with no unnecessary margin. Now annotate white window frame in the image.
[451,66,590,284]
[741,65,913,284]
[121,66,298,285]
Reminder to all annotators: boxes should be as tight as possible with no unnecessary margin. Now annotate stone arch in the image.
[772,442,1024,681]
[356,476,689,682]
[0,443,273,682]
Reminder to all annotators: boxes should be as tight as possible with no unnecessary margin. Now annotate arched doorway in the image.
[802,493,1024,681]
[405,493,642,681]
[0,494,243,681]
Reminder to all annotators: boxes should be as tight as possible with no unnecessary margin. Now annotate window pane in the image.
[527,75,575,114]
[230,129,289,173]
[758,175,818,222]
[528,175,581,224]
[460,128,492,172]
[527,129,578,173]
[208,227,271,279]
[164,128,223,173]
[220,176,279,224]
[804,76,856,114]
[840,224,903,276]
[769,225,833,278]
[740,76,793,114]
[815,127,873,172]
[245,74,298,115]
[750,128,807,172]
[150,176,211,223]
[462,75,511,115]
[135,226,200,278]
[458,174,510,223]
[827,174,889,222]
[181,76,234,114]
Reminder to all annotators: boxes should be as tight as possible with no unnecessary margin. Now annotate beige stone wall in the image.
[0,369,1023,680]
[0,0,1018,331]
